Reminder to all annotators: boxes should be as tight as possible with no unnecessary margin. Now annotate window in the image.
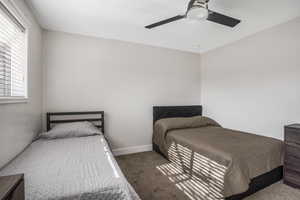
[0,1,27,102]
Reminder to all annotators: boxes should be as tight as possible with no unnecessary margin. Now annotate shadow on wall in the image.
[156,143,227,200]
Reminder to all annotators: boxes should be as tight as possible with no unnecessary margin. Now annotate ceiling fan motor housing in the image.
[188,0,209,11]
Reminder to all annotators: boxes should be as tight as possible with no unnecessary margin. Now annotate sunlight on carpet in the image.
[156,142,227,200]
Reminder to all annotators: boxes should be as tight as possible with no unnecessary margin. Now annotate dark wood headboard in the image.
[153,105,202,125]
[46,111,104,133]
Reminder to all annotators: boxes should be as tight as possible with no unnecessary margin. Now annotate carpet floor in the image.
[116,151,300,200]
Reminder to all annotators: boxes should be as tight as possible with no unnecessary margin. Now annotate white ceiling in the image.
[26,0,300,53]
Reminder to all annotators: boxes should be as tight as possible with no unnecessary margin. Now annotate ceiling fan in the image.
[145,0,241,29]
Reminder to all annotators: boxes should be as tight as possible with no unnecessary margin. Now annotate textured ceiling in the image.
[26,0,300,53]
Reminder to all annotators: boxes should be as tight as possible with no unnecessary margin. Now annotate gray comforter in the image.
[153,116,284,198]
[0,135,140,200]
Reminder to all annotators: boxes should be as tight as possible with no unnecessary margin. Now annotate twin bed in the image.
[0,111,140,200]
[152,105,284,200]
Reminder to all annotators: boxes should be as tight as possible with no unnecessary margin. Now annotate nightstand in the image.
[0,174,24,200]
[284,124,300,189]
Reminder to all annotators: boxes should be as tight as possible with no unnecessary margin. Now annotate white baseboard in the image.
[113,144,152,156]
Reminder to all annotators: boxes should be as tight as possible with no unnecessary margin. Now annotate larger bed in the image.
[153,106,284,200]
[0,111,140,200]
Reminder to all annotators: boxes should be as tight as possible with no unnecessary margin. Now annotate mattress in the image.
[153,116,284,197]
[0,135,140,200]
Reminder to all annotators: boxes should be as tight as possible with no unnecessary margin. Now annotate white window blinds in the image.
[0,2,26,98]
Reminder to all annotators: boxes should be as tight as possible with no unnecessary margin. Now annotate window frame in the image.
[0,0,29,104]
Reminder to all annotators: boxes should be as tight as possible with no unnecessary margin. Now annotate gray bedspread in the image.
[153,116,284,198]
[0,135,140,200]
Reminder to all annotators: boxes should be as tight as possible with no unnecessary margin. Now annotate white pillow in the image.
[39,121,102,139]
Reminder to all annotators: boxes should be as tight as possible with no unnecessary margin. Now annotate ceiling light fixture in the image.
[187,5,208,20]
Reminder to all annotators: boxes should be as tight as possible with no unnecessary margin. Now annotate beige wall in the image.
[201,17,300,140]
[0,0,43,169]
[43,30,201,152]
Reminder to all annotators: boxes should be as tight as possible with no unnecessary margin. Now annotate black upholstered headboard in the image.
[153,105,202,124]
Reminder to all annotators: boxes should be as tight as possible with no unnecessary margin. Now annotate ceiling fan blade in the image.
[207,11,241,27]
[145,15,185,29]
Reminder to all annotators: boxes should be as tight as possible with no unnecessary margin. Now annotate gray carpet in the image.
[116,151,300,200]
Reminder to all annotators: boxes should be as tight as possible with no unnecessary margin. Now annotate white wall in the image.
[0,0,43,169]
[201,17,300,140]
[43,31,201,152]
